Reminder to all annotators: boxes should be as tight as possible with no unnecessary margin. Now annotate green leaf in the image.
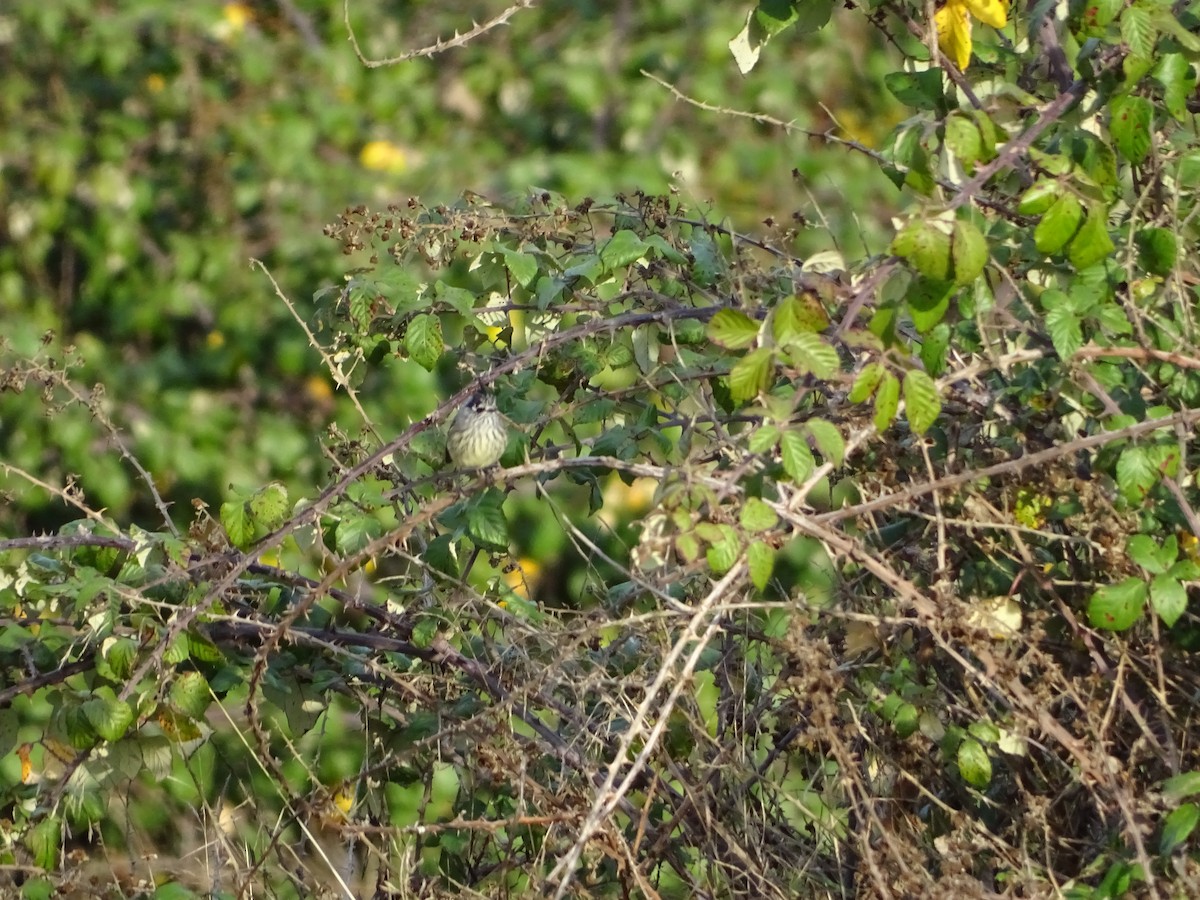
[850,362,885,402]
[870,299,899,343]
[768,294,825,343]
[183,630,223,664]
[676,532,701,563]
[957,737,993,788]
[1163,772,1200,802]
[785,332,839,378]
[1161,803,1200,855]
[882,125,935,193]
[151,882,201,900]
[1157,7,1200,52]
[747,539,776,591]
[26,817,61,872]
[1082,0,1122,30]
[804,418,844,465]
[884,69,944,111]
[1116,445,1160,500]
[249,482,288,531]
[903,370,940,436]
[465,492,509,551]
[919,322,950,377]
[1123,51,1154,86]
[405,313,444,372]
[643,233,687,264]
[887,699,920,738]
[907,278,953,333]
[741,497,779,533]
[944,114,982,169]
[952,219,987,286]
[1136,228,1177,277]
[170,671,213,719]
[1128,534,1171,574]
[600,230,651,271]
[874,371,901,431]
[335,511,383,555]
[411,617,439,648]
[1151,575,1187,627]
[220,500,253,550]
[1068,205,1115,270]
[970,108,999,160]
[1035,194,1083,255]
[784,0,834,34]
[82,693,134,742]
[772,294,803,344]
[422,533,458,577]
[164,635,191,665]
[1172,560,1200,581]
[749,423,781,454]
[1120,5,1156,61]
[1110,96,1153,165]
[891,218,951,282]
[435,282,485,326]
[104,637,139,680]
[1044,305,1083,359]
[730,348,775,402]
[689,230,723,285]
[1094,301,1132,335]
[780,429,815,482]
[497,248,538,289]
[1088,577,1147,630]
[1155,53,1196,120]
[704,523,741,574]
[1018,179,1061,216]
[707,309,760,349]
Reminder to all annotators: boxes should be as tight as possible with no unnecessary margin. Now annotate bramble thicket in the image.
[4,1,1200,897]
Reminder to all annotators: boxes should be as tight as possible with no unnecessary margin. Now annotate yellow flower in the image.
[359,140,408,173]
[935,0,1008,70]
[211,3,253,41]
[503,557,543,601]
[223,3,253,32]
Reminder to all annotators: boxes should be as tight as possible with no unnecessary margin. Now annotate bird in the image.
[446,391,509,468]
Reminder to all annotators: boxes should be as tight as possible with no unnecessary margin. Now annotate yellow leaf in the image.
[359,140,408,173]
[966,0,1008,28]
[966,596,1023,640]
[936,1,974,70]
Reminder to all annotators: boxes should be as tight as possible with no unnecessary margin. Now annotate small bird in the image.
[446,391,509,469]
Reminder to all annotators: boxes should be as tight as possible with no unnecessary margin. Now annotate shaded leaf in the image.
[850,362,885,402]
[958,737,993,788]
[1110,96,1153,164]
[1035,194,1083,254]
[903,369,941,436]
[730,348,775,401]
[747,539,776,591]
[780,429,816,482]
[1161,803,1200,855]
[874,371,901,431]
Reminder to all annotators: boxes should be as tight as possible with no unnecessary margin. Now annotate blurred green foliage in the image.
[10,0,1200,896]
[0,0,901,535]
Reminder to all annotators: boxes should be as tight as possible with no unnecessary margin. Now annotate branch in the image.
[344,0,539,66]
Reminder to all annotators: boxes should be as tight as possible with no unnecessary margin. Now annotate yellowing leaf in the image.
[965,596,1024,639]
[966,0,1007,28]
[936,1,973,70]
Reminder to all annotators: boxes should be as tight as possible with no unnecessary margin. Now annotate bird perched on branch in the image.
[446,391,508,468]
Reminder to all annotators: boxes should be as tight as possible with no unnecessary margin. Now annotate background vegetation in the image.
[4,0,1200,898]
